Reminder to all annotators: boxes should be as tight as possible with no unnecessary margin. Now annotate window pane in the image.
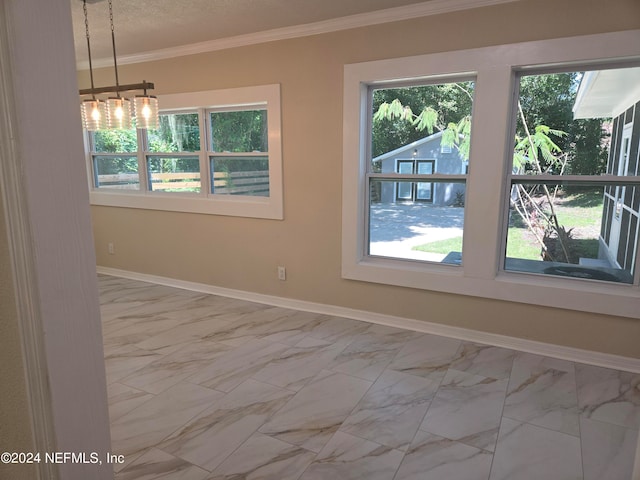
[147,156,201,193]
[505,184,635,284]
[93,156,139,189]
[368,79,472,264]
[371,81,474,171]
[93,128,138,153]
[148,113,200,153]
[210,109,268,153]
[507,65,640,284]
[210,156,269,196]
[369,179,465,264]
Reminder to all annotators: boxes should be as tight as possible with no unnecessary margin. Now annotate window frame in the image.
[501,67,640,285]
[145,109,203,196]
[87,84,283,220]
[206,105,270,198]
[342,30,640,318]
[365,77,472,262]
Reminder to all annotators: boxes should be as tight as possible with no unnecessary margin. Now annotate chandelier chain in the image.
[109,0,115,34]
[83,0,96,94]
[108,0,120,91]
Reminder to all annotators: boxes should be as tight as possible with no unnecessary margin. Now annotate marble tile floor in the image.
[99,275,640,480]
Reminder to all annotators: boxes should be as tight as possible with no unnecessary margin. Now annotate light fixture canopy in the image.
[79,0,158,131]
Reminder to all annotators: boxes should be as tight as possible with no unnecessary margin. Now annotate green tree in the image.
[210,110,268,152]
[93,128,138,174]
[518,72,608,175]
[372,82,473,158]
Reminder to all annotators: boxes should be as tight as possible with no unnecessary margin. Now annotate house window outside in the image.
[86,84,283,219]
[342,30,640,318]
[505,67,640,285]
[368,80,473,264]
[395,159,435,202]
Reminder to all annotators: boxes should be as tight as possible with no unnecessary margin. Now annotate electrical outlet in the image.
[277,266,286,281]
[108,242,115,255]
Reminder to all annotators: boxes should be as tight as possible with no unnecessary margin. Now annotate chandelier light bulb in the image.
[106,97,132,129]
[81,98,107,131]
[134,95,159,129]
[91,105,101,121]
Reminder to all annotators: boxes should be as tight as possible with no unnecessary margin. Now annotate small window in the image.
[91,128,140,190]
[147,112,201,194]
[504,66,640,285]
[208,108,270,197]
[369,80,473,264]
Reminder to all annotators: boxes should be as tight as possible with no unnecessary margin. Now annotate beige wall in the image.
[91,0,640,358]
[0,197,37,480]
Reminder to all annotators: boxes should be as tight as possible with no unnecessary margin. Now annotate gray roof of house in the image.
[372,131,444,163]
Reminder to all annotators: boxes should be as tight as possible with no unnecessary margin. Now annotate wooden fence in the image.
[96,170,269,196]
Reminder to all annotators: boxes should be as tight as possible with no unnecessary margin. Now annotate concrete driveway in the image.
[368,203,464,261]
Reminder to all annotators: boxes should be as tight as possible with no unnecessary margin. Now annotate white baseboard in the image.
[97,266,640,373]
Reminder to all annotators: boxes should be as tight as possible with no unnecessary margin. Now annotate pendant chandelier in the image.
[79,0,159,131]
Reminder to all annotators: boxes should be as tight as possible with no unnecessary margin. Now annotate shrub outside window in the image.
[91,127,140,190]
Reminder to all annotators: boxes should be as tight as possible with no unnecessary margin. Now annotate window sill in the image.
[343,254,640,319]
[89,190,283,220]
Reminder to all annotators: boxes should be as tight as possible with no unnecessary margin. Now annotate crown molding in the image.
[78,0,521,69]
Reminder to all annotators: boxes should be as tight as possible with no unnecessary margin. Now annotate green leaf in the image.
[414,107,438,134]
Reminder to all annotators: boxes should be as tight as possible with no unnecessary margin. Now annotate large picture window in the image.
[86,84,283,219]
[342,30,640,318]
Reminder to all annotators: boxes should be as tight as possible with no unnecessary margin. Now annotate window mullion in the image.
[137,127,149,192]
[198,108,209,197]
[464,65,514,279]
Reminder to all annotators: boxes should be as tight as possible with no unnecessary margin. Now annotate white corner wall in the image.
[2,0,112,478]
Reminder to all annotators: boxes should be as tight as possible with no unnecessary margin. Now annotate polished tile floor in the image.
[99,275,640,480]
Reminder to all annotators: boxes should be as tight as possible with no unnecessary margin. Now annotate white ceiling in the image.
[70,0,439,65]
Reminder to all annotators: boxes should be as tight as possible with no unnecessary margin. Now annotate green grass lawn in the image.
[412,190,603,261]
[412,236,462,254]
[412,229,541,259]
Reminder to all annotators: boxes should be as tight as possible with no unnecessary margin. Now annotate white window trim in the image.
[342,30,640,319]
[88,84,283,220]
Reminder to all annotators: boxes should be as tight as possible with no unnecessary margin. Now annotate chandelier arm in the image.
[79,81,155,96]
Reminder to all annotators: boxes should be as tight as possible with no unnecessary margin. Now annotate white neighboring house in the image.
[372,131,467,205]
[573,67,640,275]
